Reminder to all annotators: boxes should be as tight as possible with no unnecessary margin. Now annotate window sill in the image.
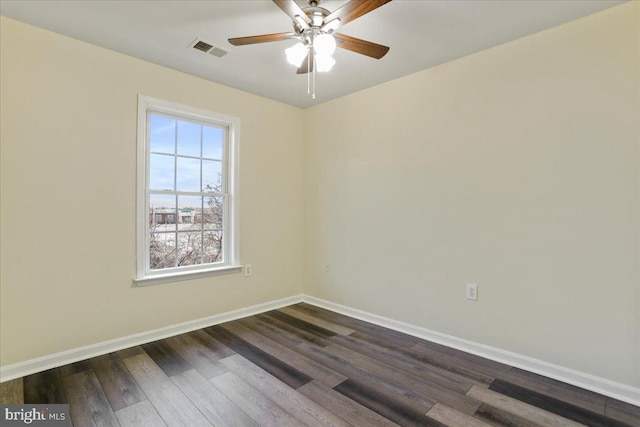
[134,265,243,287]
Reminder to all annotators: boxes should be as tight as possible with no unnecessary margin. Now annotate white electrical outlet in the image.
[244,264,252,277]
[466,283,478,301]
[324,262,331,273]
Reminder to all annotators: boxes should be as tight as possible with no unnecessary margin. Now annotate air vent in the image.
[193,40,213,52]
[190,39,228,58]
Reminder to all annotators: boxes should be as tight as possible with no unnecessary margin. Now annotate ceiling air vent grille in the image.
[191,39,228,58]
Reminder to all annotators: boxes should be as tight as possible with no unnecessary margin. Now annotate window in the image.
[136,96,240,285]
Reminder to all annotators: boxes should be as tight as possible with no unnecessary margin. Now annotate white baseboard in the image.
[2,292,638,407]
[302,295,640,406]
[0,294,304,383]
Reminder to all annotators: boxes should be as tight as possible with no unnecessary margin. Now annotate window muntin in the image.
[137,96,239,282]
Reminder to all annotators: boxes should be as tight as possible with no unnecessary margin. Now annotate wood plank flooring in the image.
[1,303,638,427]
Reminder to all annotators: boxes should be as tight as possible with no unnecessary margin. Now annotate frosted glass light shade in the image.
[313,34,336,57]
[315,54,336,72]
[285,43,308,67]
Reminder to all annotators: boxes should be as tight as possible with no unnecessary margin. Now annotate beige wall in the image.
[304,2,639,387]
[0,17,305,365]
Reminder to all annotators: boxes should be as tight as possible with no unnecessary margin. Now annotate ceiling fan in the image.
[228,0,392,75]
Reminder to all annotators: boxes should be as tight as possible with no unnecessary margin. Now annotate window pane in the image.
[149,194,176,232]
[149,154,175,191]
[150,232,176,270]
[203,196,223,229]
[178,195,201,231]
[150,115,175,154]
[202,160,222,192]
[177,232,202,266]
[176,157,200,192]
[177,121,201,157]
[140,99,237,279]
[203,230,223,264]
[203,126,224,160]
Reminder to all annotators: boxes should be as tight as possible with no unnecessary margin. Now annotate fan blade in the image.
[297,50,314,74]
[334,33,390,59]
[273,0,311,28]
[228,32,296,46]
[324,0,391,29]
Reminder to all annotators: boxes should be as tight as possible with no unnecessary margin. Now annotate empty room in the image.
[0,0,638,426]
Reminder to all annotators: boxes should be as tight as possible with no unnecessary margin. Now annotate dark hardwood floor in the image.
[1,303,638,426]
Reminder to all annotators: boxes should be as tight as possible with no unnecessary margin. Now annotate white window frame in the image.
[135,95,241,286]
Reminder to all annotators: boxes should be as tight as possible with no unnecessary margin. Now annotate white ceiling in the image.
[0,0,624,108]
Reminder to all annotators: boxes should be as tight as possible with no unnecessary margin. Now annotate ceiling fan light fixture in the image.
[313,33,336,57]
[286,42,308,67]
[315,54,336,72]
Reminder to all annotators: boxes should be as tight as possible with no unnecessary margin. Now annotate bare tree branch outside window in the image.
[149,177,224,270]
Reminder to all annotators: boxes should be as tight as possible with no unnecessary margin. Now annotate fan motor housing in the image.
[293,6,331,34]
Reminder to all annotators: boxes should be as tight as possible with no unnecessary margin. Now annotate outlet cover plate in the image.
[466,283,478,301]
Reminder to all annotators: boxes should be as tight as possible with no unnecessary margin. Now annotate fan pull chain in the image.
[307,50,311,95]
[312,59,316,99]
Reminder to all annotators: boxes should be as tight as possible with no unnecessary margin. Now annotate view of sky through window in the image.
[149,114,224,207]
